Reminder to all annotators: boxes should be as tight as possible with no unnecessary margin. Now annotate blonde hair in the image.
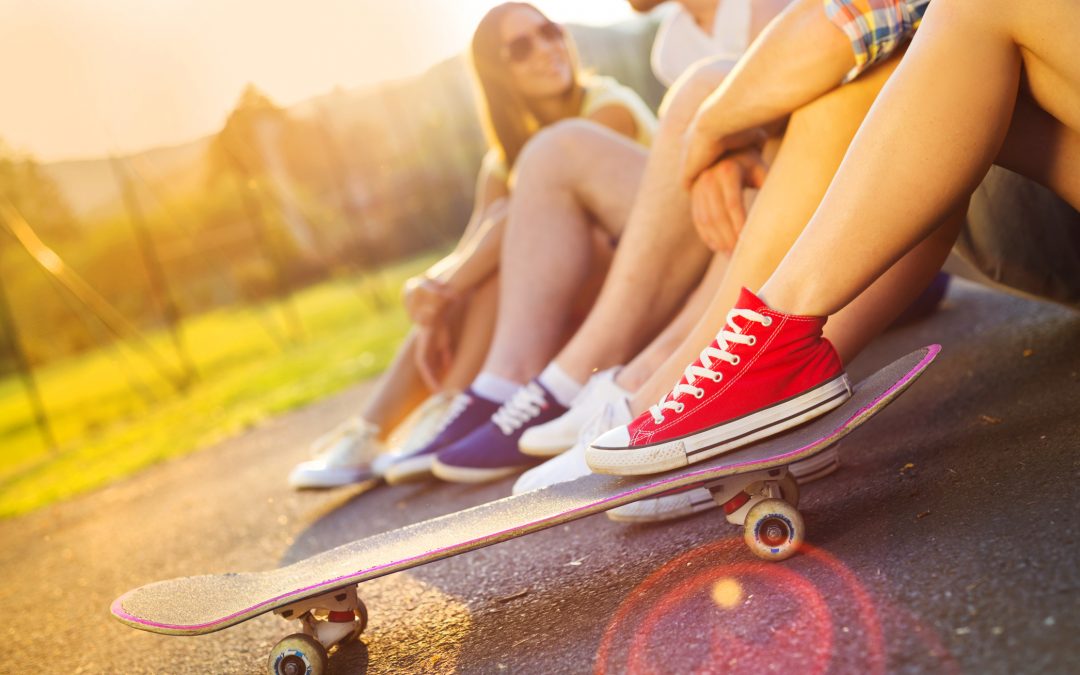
[469,2,584,170]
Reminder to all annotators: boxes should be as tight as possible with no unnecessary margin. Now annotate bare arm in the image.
[404,164,507,325]
[586,104,639,140]
[423,162,508,290]
[427,198,507,296]
[682,0,854,185]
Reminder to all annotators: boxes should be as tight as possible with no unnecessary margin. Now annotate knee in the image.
[514,119,604,183]
[657,59,731,135]
[787,46,903,138]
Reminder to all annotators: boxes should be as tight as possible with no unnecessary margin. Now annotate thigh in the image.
[996,85,1080,211]
[1010,0,1080,134]
[558,122,649,239]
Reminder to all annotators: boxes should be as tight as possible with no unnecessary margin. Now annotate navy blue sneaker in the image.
[432,381,569,483]
[382,388,500,485]
[891,272,950,327]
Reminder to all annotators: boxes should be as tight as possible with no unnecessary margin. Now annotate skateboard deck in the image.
[113,345,938,637]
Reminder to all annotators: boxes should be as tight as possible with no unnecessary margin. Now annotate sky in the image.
[0,0,639,162]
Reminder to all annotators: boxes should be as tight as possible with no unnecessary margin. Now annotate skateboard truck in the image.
[268,584,368,675]
[705,467,804,561]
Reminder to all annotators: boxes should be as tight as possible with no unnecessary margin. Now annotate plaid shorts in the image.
[824,0,931,82]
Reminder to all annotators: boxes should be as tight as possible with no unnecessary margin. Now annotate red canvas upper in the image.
[625,288,845,446]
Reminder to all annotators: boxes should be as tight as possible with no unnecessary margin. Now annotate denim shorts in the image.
[958,166,1080,310]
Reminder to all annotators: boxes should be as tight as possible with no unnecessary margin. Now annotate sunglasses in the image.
[503,21,564,63]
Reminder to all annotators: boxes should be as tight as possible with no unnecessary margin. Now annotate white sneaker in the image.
[789,446,840,482]
[513,397,632,494]
[371,392,453,477]
[606,446,841,523]
[519,367,628,458]
[607,487,718,523]
[289,418,383,489]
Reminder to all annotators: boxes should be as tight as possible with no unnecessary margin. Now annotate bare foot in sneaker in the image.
[587,288,850,476]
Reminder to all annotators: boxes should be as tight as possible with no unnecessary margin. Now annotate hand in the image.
[414,321,454,390]
[403,276,456,327]
[689,148,768,253]
[681,114,767,189]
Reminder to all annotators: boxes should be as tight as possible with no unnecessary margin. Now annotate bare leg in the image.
[759,0,1080,316]
[616,252,729,392]
[628,50,955,413]
[442,275,499,392]
[550,63,731,383]
[481,120,648,382]
[358,331,432,439]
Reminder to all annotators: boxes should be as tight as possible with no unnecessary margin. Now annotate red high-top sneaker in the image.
[586,288,851,475]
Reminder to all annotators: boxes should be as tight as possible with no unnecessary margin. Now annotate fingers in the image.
[435,326,453,378]
[690,181,721,252]
[414,328,443,390]
[719,162,747,246]
[681,130,724,190]
[691,161,742,253]
[745,152,769,189]
[681,125,770,189]
[404,278,457,327]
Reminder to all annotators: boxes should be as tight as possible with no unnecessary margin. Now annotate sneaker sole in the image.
[518,439,575,458]
[288,469,374,490]
[382,455,435,486]
[587,376,852,476]
[607,447,842,522]
[607,487,716,523]
[430,458,522,484]
[789,445,840,483]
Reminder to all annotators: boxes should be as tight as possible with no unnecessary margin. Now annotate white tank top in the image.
[651,0,753,87]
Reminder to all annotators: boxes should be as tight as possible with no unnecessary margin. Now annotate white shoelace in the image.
[492,383,548,435]
[578,396,627,446]
[648,308,772,425]
[311,416,380,464]
[435,392,474,435]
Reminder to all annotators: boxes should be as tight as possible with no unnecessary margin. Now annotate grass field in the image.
[0,254,436,517]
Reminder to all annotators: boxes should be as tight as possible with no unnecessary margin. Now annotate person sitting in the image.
[289,2,657,488]
[586,0,1080,475]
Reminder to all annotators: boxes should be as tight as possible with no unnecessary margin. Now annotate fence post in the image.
[111,156,197,388]
[0,238,57,453]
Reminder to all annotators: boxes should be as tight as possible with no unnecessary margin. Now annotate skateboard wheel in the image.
[349,599,369,641]
[743,498,804,562]
[779,473,800,508]
[268,633,328,675]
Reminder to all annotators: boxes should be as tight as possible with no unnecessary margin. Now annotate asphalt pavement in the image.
[2,278,1077,674]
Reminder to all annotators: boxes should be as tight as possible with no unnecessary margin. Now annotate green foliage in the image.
[0,254,435,517]
[0,143,76,240]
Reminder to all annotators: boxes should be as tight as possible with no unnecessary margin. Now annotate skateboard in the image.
[112,345,939,675]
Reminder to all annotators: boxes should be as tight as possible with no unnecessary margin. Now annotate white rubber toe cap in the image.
[519,422,577,458]
[288,462,370,489]
[586,425,688,476]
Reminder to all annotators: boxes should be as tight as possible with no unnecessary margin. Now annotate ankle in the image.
[614,363,647,393]
[537,362,583,407]
[756,283,825,317]
[470,372,521,404]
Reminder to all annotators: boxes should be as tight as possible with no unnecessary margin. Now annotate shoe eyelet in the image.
[730,355,741,366]
[761,316,773,327]
[693,388,704,399]
[746,335,756,346]
[712,373,723,383]
[675,403,685,413]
